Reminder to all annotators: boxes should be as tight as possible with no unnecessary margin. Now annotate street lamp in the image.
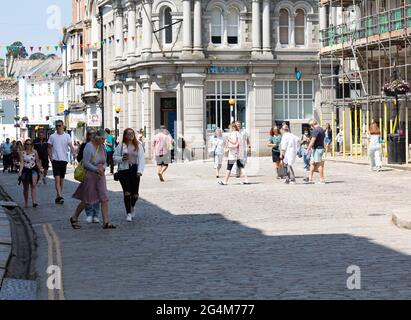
[115,106,121,147]
[229,99,235,124]
[14,98,19,140]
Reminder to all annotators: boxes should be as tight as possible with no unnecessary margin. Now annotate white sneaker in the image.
[86,216,93,223]
[130,208,136,219]
[126,214,133,222]
[92,217,100,223]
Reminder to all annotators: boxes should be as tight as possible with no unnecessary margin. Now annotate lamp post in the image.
[115,106,121,147]
[14,98,19,140]
[229,99,235,124]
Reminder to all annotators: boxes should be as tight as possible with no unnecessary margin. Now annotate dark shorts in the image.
[52,160,68,179]
[227,159,244,171]
[40,158,49,171]
[118,167,141,195]
[272,150,281,162]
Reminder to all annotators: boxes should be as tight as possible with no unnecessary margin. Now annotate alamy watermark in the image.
[346,265,361,290]
[46,5,62,31]
[47,265,62,290]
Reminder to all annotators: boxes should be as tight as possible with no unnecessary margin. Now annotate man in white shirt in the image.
[280,124,299,184]
[48,120,75,204]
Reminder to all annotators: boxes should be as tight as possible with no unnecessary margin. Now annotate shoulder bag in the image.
[74,145,100,183]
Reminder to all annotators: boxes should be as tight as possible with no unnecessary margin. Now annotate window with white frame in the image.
[279,9,289,45]
[227,8,239,44]
[48,83,51,94]
[161,6,173,44]
[211,8,223,44]
[47,104,51,116]
[31,105,35,120]
[31,84,35,94]
[39,104,43,119]
[206,80,247,132]
[295,9,306,46]
[274,80,313,120]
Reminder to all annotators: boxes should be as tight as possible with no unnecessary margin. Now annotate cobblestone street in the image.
[1,157,411,299]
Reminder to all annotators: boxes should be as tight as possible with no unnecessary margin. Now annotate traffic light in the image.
[295,67,302,81]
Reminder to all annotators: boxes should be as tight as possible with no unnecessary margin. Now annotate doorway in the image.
[160,97,177,138]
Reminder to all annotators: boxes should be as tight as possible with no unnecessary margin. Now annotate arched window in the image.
[162,7,173,44]
[295,9,305,46]
[211,8,223,44]
[227,8,239,44]
[279,9,289,45]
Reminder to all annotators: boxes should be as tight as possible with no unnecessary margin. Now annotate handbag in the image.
[114,143,123,181]
[278,162,288,178]
[74,146,100,183]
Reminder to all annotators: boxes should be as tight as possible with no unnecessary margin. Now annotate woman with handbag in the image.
[267,126,282,179]
[70,129,116,230]
[77,128,100,224]
[210,128,225,178]
[113,128,145,222]
[18,139,43,208]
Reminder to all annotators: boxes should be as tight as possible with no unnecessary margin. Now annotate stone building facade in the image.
[84,0,320,155]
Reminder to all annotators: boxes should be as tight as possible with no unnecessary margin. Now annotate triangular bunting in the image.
[30,47,34,52]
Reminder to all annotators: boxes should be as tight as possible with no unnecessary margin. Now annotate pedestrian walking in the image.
[304,119,326,184]
[1,138,12,173]
[12,141,23,173]
[280,125,299,184]
[113,128,145,222]
[33,130,49,184]
[48,120,75,204]
[152,125,172,182]
[233,121,251,177]
[324,123,333,158]
[105,128,115,175]
[368,121,382,172]
[267,126,282,179]
[336,129,344,153]
[70,129,116,230]
[300,128,311,171]
[210,128,225,178]
[18,139,43,208]
[77,128,100,223]
[218,123,249,185]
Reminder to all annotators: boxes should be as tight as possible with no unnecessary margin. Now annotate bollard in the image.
[343,110,346,159]
[332,111,335,158]
[355,107,358,160]
[360,109,363,158]
[367,110,370,159]
[384,102,388,157]
[350,109,353,157]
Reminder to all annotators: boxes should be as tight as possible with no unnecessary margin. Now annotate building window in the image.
[47,104,51,116]
[48,83,51,94]
[31,105,35,120]
[279,9,289,45]
[206,80,247,131]
[161,7,173,44]
[39,104,43,119]
[227,9,239,44]
[31,84,35,94]
[295,9,305,46]
[79,34,83,58]
[211,8,223,44]
[274,80,313,120]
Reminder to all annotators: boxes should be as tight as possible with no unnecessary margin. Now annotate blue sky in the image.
[0,0,71,58]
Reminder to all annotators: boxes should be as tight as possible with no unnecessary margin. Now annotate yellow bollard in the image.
[360,109,363,158]
[343,110,346,159]
[332,111,335,158]
[384,102,388,157]
[367,110,370,160]
[355,107,358,159]
[320,112,323,127]
[390,119,393,134]
[350,109,353,157]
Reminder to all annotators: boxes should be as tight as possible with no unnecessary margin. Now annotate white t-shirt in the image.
[228,131,241,160]
[280,132,299,166]
[48,132,72,162]
[238,129,249,159]
[211,136,225,156]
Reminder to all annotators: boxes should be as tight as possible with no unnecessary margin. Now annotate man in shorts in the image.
[48,120,75,204]
[304,119,326,184]
[152,126,171,182]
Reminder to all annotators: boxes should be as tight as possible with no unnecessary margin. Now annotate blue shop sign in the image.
[208,66,248,74]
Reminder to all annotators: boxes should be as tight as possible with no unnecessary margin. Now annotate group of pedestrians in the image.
[1,138,24,173]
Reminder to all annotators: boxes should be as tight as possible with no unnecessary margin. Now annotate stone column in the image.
[141,75,152,155]
[252,0,261,56]
[182,0,192,57]
[114,7,124,60]
[290,12,295,47]
[193,0,203,58]
[126,1,136,59]
[262,0,272,58]
[142,0,153,59]
[127,81,136,129]
[319,6,327,31]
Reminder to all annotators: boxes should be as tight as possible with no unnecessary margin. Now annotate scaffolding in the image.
[319,0,411,163]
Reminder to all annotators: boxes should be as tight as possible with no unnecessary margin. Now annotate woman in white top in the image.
[218,123,249,185]
[368,122,382,171]
[114,128,145,222]
[18,139,43,208]
[211,128,225,178]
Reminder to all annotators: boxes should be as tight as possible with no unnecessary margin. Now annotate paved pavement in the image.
[0,157,411,299]
[0,207,11,289]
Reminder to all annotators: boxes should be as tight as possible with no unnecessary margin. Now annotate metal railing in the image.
[321,5,411,48]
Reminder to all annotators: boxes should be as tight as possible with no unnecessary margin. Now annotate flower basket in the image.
[21,116,29,122]
[383,80,410,96]
[77,121,86,129]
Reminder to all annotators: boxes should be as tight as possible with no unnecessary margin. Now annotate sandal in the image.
[218,181,227,186]
[102,223,116,229]
[70,217,81,229]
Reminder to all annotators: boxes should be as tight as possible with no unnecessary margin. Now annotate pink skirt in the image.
[72,170,109,205]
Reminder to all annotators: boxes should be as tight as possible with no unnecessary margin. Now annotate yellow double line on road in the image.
[43,223,65,300]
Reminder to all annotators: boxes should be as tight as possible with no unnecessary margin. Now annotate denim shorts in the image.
[311,148,325,163]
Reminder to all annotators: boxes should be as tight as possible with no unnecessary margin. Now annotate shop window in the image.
[279,9,289,45]
[161,7,173,44]
[274,80,313,121]
[295,9,306,46]
[227,9,239,44]
[211,8,223,44]
[206,80,247,131]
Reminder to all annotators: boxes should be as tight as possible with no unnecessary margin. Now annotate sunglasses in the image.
[25,143,32,146]
[57,125,63,127]
[126,132,135,135]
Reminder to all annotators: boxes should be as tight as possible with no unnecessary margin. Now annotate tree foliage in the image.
[6,41,28,59]
[29,52,47,60]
